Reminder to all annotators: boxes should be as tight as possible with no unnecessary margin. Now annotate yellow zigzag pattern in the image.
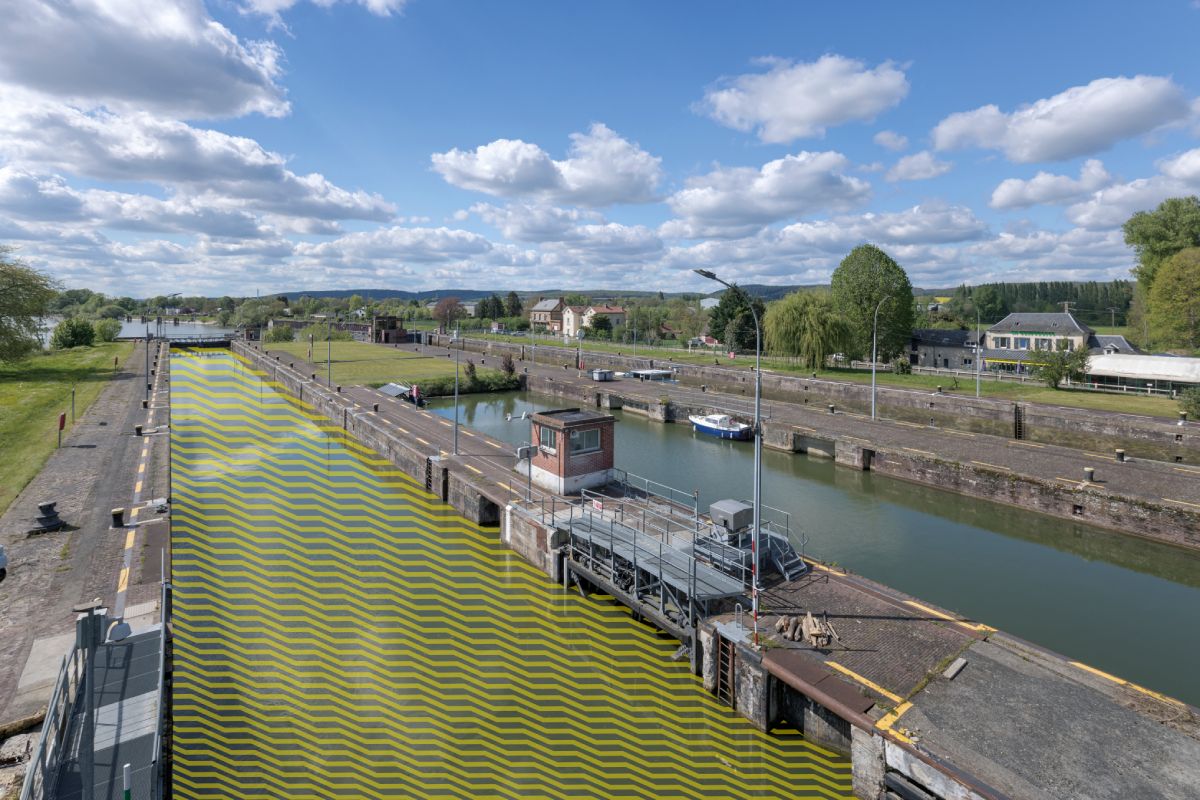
[169,349,853,800]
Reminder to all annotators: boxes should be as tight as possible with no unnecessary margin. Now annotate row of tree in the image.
[1124,197,1200,351]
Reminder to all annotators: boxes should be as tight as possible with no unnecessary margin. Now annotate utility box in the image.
[521,408,616,494]
[710,499,753,533]
[590,369,614,382]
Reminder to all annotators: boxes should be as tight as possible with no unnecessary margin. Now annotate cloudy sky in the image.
[4,0,1200,296]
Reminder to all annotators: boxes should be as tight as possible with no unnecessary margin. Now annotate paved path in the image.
[0,341,169,729]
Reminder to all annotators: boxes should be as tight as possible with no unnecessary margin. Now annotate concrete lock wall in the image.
[434,334,1199,463]
[503,506,565,579]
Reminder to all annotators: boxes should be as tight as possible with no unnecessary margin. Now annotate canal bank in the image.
[230,341,1200,800]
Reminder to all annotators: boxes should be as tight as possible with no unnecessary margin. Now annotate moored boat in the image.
[688,413,751,440]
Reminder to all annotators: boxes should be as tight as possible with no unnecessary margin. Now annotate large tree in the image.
[433,296,465,331]
[1123,196,1200,293]
[830,244,914,361]
[1149,247,1200,351]
[764,291,851,369]
[707,285,765,352]
[505,291,523,318]
[1035,346,1091,390]
[0,247,58,362]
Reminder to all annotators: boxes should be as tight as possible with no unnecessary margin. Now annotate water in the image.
[430,392,1200,707]
[36,316,234,345]
[169,351,851,799]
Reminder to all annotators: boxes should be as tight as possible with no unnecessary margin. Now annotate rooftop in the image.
[988,312,1094,335]
[532,407,615,427]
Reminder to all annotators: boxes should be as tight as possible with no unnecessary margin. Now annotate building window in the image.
[964,357,973,366]
[539,427,556,453]
[569,428,601,455]
[1036,338,1051,351]
[1015,337,1030,350]
[994,336,1009,348]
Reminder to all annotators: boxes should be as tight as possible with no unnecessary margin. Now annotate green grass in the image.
[0,342,134,515]
[468,332,1181,418]
[264,340,512,389]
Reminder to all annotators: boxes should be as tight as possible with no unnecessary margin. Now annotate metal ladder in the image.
[1013,404,1025,440]
[767,532,807,581]
[715,636,736,708]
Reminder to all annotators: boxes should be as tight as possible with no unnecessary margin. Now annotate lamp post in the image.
[327,314,334,387]
[975,307,982,399]
[577,328,585,370]
[452,327,460,456]
[694,268,762,644]
[871,296,890,421]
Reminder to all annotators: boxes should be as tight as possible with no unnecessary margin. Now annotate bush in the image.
[501,353,515,377]
[51,317,95,349]
[1181,387,1200,419]
[264,325,296,343]
[297,324,352,342]
[892,360,912,374]
[405,370,521,396]
[94,318,122,342]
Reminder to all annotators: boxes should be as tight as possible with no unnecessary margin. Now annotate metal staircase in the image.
[766,532,807,581]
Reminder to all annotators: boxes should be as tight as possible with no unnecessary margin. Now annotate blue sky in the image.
[3,0,1200,296]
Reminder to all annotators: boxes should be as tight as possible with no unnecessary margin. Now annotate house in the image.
[908,329,980,369]
[561,306,588,337]
[583,304,626,331]
[529,297,565,332]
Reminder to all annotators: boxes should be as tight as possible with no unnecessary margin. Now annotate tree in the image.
[949,284,1009,325]
[764,291,852,369]
[1148,247,1200,351]
[264,325,296,343]
[1181,388,1200,420]
[1035,346,1091,389]
[0,248,58,362]
[500,353,516,377]
[94,318,122,342]
[1123,197,1200,292]
[707,285,765,350]
[96,303,126,319]
[433,297,465,331]
[563,293,589,307]
[348,294,365,312]
[464,359,478,387]
[505,291,523,318]
[830,244,914,361]
[586,314,613,339]
[51,317,95,349]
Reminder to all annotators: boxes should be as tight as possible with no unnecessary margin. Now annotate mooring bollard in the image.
[111,508,125,528]
[1084,467,1096,483]
[34,501,64,532]
[1115,449,1125,462]
[1181,411,1188,426]
[141,400,148,409]
[373,403,379,412]
[937,385,943,393]
[336,385,342,393]
[134,424,143,436]
[828,404,835,414]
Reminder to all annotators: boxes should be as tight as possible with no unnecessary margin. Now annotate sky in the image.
[4,1,1200,297]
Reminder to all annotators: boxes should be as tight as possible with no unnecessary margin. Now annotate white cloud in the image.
[778,203,987,251]
[663,151,870,238]
[874,130,909,151]
[296,226,493,265]
[471,203,590,242]
[990,159,1111,209]
[886,151,953,182]
[700,55,909,143]
[1063,148,1200,229]
[241,0,407,22]
[0,0,288,119]
[932,75,1191,163]
[1160,148,1200,182]
[431,124,662,206]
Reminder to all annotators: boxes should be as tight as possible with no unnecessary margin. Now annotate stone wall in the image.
[435,334,1199,463]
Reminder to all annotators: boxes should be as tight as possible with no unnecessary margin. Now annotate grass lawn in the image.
[264,340,511,387]
[468,332,1180,418]
[0,342,135,515]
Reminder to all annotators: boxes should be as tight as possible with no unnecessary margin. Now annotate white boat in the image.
[688,413,751,440]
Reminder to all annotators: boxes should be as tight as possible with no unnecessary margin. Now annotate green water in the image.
[169,351,852,799]
[431,391,1200,707]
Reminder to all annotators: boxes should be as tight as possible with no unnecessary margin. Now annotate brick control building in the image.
[524,408,615,494]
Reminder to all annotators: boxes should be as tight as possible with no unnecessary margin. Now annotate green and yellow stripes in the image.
[169,349,853,800]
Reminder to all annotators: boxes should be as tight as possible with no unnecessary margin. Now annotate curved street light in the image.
[694,268,763,645]
[871,296,891,421]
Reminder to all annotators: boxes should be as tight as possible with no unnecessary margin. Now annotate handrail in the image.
[151,580,171,799]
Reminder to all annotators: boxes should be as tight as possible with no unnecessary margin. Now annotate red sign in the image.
[592,499,604,512]
[58,413,66,431]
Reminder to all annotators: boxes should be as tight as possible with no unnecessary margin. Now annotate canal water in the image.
[429,392,1200,707]
[169,350,852,799]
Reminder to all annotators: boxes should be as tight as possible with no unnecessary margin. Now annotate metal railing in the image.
[19,645,81,800]
[151,580,172,799]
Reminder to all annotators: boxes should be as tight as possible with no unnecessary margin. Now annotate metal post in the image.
[144,332,150,402]
[72,386,76,423]
[327,317,332,387]
[123,763,131,800]
[871,296,889,421]
[453,330,460,456]
[975,307,982,399]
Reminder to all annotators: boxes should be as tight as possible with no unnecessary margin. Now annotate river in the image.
[429,391,1200,707]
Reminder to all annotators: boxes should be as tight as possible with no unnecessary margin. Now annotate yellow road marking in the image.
[1010,440,1044,448]
[138,463,146,474]
[466,465,483,475]
[116,567,129,593]
[1164,497,1200,510]
[1056,477,1085,487]
[414,437,431,446]
[903,447,936,458]
[497,482,513,493]
[1083,451,1109,460]
[874,701,913,742]
[486,441,503,449]
[825,661,902,704]
[903,600,995,633]
[124,530,137,548]
[1069,661,1184,707]
[971,461,1010,472]
[462,430,476,438]
[893,421,923,429]
[941,429,975,438]
[135,480,144,493]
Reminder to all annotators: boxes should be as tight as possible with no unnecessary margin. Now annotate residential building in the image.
[529,297,565,332]
[583,304,626,331]
[561,305,587,338]
[908,329,980,370]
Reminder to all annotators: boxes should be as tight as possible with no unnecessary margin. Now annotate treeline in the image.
[947,280,1134,327]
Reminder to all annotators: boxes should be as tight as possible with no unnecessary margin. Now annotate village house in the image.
[529,297,565,332]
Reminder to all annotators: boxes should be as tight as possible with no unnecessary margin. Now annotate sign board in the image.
[592,499,604,512]
[58,412,66,431]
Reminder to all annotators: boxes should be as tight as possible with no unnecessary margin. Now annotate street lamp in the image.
[870,296,891,421]
[694,268,763,644]
[452,327,460,456]
[576,328,585,370]
[975,307,982,399]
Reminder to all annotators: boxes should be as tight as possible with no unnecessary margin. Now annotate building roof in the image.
[531,298,563,312]
[564,305,586,314]
[533,408,615,428]
[988,312,1094,335]
[1086,353,1200,384]
[587,305,625,315]
[911,328,978,347]
[1089,334,1140,355]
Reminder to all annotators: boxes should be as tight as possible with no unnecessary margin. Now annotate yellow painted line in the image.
[874,701,913,742]
[971,461,1010,472]
[1174,466,1200,475]
[1164,497,1200,510]
[941,429,975,438]
[1055,477,1084,487]
[497,482,514,493]
[116,567,130,593]
[462,430,476,438]
[903,447,936,458]
[893,421,923,429]
[141,447,150,458]
[486,441,503,449]
[904,600,996,633]
[129,506,140,521]
[124,529,137,548]
[825,661,902,704]
[135,480,144,493]
[414,437,430,447]
[1069,661,1185,707]
[1083,451,1110,460]
[438,419,452,427]
[138,463,147,474]
[466,465,483,475]
[1010,440,1045,448]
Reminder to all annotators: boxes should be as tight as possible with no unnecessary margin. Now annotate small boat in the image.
[689,413,751,440]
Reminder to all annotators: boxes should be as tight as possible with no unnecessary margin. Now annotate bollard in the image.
[373,403,379,412]
[1181,411,1188,426]
[828,404,835,414]
[1084,467,1095,483]
[111,508,124,528]
[134,424,143,436]
[141,400,147,409]
[336,385,342,393]
[146,382,152,391]
[150,369,155,376]
[937,385,943,393]
[1115,449,1125,462]
[701,385,707,393]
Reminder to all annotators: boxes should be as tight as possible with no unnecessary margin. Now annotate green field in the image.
[264,340,512,391]
[0,342,135,514]
[469,332,1180,418]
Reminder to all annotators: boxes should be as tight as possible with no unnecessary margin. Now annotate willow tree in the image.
[0,247,58,362]
[764,291,851,369]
